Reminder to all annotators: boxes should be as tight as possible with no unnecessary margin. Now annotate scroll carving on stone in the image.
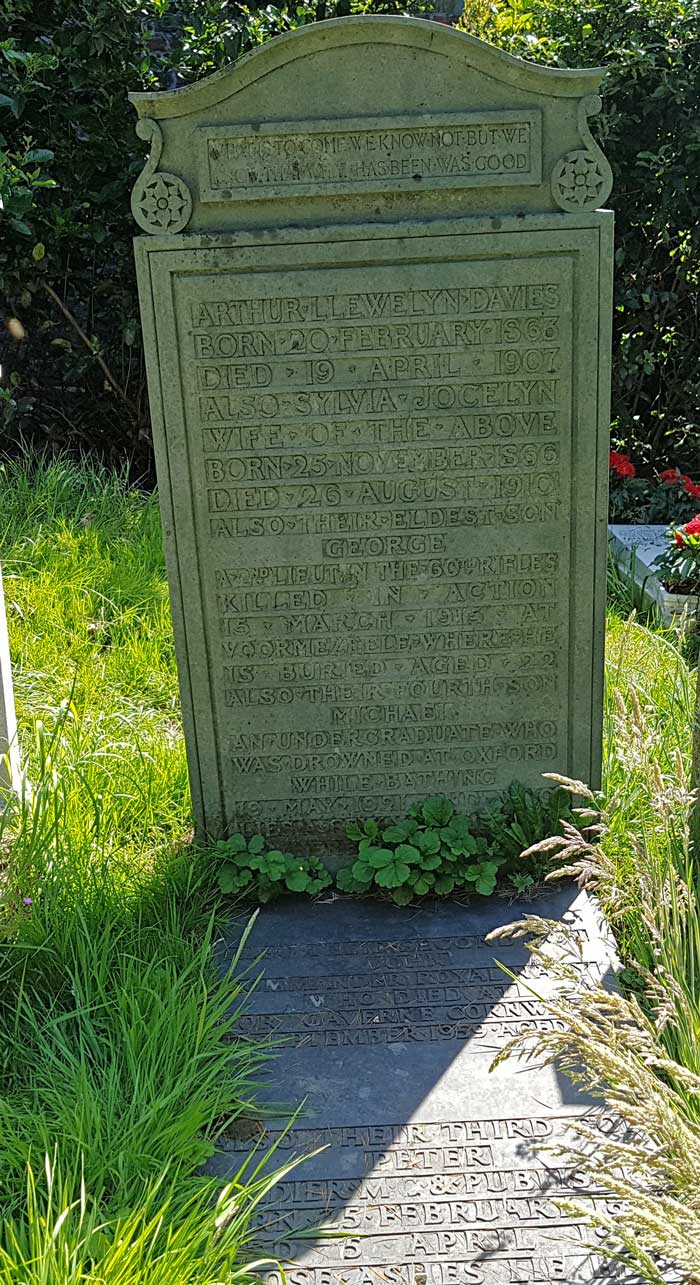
[131,119,193,234]
[551,94,613,213]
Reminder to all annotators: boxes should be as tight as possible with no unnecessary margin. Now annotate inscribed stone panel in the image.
[136,217,610,845]
[207,892,634,1285]
[197,111,543,202]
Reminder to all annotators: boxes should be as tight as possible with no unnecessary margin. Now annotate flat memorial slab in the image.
[212,888,630,1284]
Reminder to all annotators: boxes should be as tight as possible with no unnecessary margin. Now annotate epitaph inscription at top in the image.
[131,18,612,844]
[198,111,542,201]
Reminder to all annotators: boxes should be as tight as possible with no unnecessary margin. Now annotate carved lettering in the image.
[199,113,542,200]
[169,249,579,830]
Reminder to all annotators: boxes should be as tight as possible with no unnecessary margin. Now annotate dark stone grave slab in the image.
[212,889,632,1285]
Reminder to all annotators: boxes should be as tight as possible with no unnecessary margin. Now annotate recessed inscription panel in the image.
[243,1113,622,1285]
[142,222,607,843]
[169,241,576,840]
[199,112,542,202]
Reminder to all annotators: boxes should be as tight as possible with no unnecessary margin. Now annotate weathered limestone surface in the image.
[210,890,629,1284]
[131,19,613,846]
[0,564,20,794]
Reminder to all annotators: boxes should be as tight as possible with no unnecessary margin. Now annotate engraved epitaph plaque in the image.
[131,18,613,844]
[207,890,635,1284]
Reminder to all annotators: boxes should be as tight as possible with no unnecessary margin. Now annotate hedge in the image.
[1,0,698,475]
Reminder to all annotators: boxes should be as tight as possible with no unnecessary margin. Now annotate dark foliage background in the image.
[1,0,698,478]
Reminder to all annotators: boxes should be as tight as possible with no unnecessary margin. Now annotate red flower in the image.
[609,450,636,479]
[683,515,700,537]
[660,468,681,484]
[684,479,700,499]
[675,531,686,546]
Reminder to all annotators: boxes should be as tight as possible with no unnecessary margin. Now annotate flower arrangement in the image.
[609,450,636,480]
[654,514,700,596]
[609,450,700,524]
[659,468,700,501]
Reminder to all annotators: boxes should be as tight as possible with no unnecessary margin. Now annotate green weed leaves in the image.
[215,785,569,908]
[339,808,504,904]
[215,833,333,902]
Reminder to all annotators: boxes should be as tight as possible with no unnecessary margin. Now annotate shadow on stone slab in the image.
[208,886,628,1285]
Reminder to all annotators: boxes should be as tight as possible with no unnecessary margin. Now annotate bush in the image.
[0,0,423,469]
[1,0,698,472]
[460,0,700,475]
[608,449,700,523]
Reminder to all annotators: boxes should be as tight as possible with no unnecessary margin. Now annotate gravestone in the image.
[0,564,20,794]
[130,17,613,845]
[210,890,630,1284]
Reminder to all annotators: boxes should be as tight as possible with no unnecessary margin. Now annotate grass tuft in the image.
[0,454,290,1283]
[497,603,700,1280]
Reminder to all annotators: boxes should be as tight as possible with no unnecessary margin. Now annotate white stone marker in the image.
[609,524,699,625]
[0,564,20,793]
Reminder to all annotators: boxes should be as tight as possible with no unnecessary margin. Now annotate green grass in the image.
[599,606,700,1081]
[0,1151,305,1285]
[0,455,188,866]
[1,453,699,1282]
[492,602,700,1282]
[0,456,298,1281]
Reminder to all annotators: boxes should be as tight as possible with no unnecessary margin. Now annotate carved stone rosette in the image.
[131,119,192,234]
[551,95,613,213]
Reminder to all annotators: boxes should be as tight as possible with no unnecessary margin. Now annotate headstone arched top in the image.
[129,16,612,235]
